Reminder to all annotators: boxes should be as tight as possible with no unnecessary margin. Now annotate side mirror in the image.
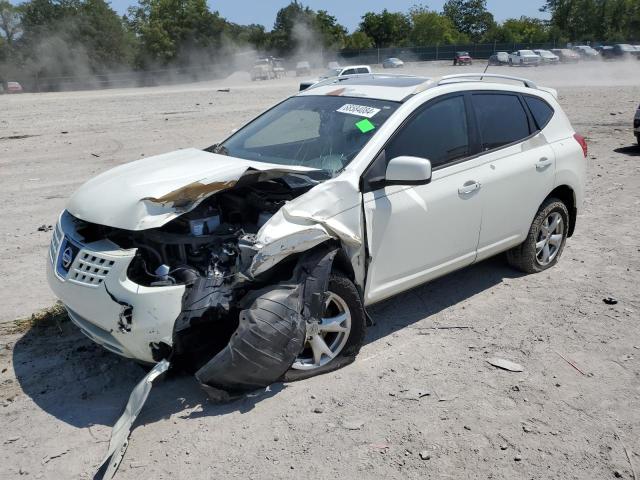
[385,156,432,186]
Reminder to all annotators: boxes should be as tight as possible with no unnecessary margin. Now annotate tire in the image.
[283,272,366,382]
[506,197,569,274]
[509,59,513,66]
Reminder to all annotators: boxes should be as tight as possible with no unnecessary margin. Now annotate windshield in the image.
[215,96,399,176]
[322,68,342,78]
[520,50,535,55]
[457,52,469,56]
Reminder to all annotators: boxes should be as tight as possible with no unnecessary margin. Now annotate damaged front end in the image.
[48,150,364,397]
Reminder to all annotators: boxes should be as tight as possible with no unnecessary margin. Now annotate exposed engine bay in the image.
[69,173,334,386]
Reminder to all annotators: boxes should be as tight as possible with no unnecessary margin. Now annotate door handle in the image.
[458,181,481,195]
[536,157,553,170]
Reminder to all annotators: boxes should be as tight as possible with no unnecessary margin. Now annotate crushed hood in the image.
[66,148,316,231]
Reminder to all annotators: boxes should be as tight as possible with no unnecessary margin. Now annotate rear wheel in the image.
[506,198,569,274]
[284,272,366,381]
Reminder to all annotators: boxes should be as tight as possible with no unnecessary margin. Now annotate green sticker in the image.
[355,118,375,133]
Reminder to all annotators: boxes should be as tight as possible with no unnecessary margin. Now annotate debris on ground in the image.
[395,387,431,400]
[487,358,524,372]
[95,360,169,479]
[419,451,431,460]
[37,225,52,232]
[341,420,364,430]
[603,297,618,305]
[555,351,586,375]
[217,88,231,92]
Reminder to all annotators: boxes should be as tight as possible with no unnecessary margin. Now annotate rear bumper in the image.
[47,213,185,363]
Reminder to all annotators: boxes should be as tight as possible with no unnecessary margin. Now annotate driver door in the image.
[363,94,483,304]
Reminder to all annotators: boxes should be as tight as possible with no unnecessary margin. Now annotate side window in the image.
[386,95,469,169]
[524,95,554,130]
[472,93,531,151]
[341,69,356,76]
[356,67,369,74]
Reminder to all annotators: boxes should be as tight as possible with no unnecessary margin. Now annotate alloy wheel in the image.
[291,292,352,370]
[536,212,564,266]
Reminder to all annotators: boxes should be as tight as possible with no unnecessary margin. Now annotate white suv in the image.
[48,73,586,393]
[299,64,372,91]
[509,50,541,66]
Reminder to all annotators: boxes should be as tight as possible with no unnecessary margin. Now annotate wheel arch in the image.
[546,185,576,236]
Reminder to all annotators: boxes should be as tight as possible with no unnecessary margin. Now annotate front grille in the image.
[49,223,63,264]
[67,251,115,288]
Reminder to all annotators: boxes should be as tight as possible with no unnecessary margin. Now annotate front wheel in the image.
[284,272,366,381]
[506,198,569,274]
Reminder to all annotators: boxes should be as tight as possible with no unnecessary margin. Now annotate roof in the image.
[298,74,433,102]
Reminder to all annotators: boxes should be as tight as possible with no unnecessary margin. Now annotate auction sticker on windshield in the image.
[337,104,381,118]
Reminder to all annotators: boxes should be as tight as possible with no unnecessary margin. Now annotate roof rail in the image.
[438,73,538,89]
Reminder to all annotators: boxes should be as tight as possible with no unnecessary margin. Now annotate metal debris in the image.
[487,358,524,372]
[95,360,169,479]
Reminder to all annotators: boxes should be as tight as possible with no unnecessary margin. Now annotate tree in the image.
[442,0,496,42]
[542,0,640,42]
[344,31,373,49]
[127,0,228,66]
[486,16,550,43]
[409,5,468,45]
[0,0,21,46]
[359,9,411,48]
[314,10,347,50]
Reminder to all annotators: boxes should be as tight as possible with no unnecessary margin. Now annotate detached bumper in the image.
[47,216,185,363]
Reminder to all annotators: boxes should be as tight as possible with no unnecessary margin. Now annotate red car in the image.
[453,51,473,66]
[6,81,23,93]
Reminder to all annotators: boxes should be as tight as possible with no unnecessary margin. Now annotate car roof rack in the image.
[438,73,538,89]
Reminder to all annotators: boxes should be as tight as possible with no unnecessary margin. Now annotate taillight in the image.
[574,133,587,157]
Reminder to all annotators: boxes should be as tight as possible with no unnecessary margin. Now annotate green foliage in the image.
[0,0,21,46]
[359,9,412,48]
[542,0,640,42]
[443,0,496,42]
[345,31,374,50]
[268,2,347,56]
[409,5,469,45]
[127,0,228,66]
[486,16,551,43]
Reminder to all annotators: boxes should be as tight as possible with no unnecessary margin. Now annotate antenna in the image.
[481,56,491,80]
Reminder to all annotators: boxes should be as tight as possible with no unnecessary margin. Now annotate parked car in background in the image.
[551,48,580,63]
[453,51,473,66]
[572,45,599,60]
[382,57,404,69]
[598,45,615,59]
[295,61,311,77]
[534,49,560,65]
[299,65,371,91]
[5,81,23,93]
[509,50,541,66]
[602,43,640,60]
[634,103,640,145]
[488,51,510,66]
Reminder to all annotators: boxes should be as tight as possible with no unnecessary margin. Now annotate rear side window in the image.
[472,93,531,151]
[524,96,554,130]
[386,95,469,169]
[356,67,369,74]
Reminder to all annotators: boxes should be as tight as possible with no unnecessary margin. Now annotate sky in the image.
[106,0,550,30]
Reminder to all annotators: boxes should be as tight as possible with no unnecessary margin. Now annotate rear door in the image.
[470,92,556,261]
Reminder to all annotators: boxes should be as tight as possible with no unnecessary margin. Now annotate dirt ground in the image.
[1,61,639,479]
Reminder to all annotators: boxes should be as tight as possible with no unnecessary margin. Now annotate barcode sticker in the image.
[336,104,381,118]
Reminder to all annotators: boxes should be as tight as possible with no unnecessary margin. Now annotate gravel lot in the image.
[1,60,639,479]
